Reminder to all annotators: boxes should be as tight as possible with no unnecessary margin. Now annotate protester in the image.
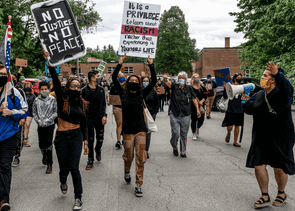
[222,73,243,147]
[165,83,170,105]
[81,70,107,170]
[108,71,125,149]
[21,81,35,147]
[243,62,295,208]
[32,81,58,174]
[112,55,156,197]
[190,73,208,140]
[203,74,217,119]
[44,50,89,211]
[0,64,28,211]
[157,79,165,111]
[163,72,201,158]
[142,76,159,159]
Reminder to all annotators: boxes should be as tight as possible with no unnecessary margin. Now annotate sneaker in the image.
[85,160,93,170]
[135,185,143,197]
[95,150,101,162]
[0,200,10,211]
[192,134,197,140]
[46,163,53,174]
[12,157,20,167]
[173,148,178,156]
[60,183,68,194]
[180,154,187,158]
[73,198,83,211]
[115,141,121,149]
[124,171,131,184]
[23,140,31,147]
[147,152,150,159]
[206,115,210,119]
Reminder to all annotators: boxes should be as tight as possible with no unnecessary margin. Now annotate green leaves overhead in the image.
[155,6,198,75]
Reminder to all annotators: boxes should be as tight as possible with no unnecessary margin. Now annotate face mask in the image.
[96,78,101,84]
[142,82,149,88]
[119,77,125,83]
[260,78,270,89]
[24,87,32,92]
[67,90,80,100]
[0,76,8,87]
[236,79,242,84]
[178,79,185,86]
[194,79,200,84]
[40,90,49,98]
[158,82,161,86]
[127,82,141,91]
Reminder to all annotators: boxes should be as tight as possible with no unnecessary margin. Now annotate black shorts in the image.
[222,112,243,127]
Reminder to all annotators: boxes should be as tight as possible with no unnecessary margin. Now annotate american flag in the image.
[6,16,12,82]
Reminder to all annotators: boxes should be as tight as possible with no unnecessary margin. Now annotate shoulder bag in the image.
[143,100,158,132]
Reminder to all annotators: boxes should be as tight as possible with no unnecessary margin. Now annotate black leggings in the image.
[191,113,205,133]
[159,94,165,110]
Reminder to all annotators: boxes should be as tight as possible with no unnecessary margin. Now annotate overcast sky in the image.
[81,0,246,51]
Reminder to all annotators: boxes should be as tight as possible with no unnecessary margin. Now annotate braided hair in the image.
[62,77,88,117]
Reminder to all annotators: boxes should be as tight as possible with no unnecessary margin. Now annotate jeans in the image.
[38,125,55,164]
[0,133,18,202]
[54,128,83,199]
[170,114,191,155]
[145,114,157,152]
[88,119,105,161]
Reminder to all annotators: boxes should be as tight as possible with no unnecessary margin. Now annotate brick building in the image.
[60,57,151,78]
[193,37,244,78]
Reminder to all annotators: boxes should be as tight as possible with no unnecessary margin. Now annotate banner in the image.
[31,0,86,66]
[119,1,161,58]
[213,68,232,86]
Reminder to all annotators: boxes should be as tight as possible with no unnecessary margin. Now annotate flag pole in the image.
[4,15,12,106]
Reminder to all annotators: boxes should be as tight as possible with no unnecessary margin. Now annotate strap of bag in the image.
[264,91,277,114]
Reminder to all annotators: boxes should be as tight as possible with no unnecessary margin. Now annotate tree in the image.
[155,6,198,75]
[229,0,295,80]
[0,0,102,78]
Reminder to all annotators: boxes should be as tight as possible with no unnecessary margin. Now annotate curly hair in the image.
[23,81,34,95]
[62,77,88,117]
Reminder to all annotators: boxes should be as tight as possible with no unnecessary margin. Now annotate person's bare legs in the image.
[254,165,269,205]
[225,126,233,142]
[233,126,240,146]
[116,121,122,142]
[273,168,288,205]
[24,117,33,146]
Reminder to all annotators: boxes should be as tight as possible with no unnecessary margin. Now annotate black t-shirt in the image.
[110,85,122,108]
[144,89,159,115]
[191,86,208,112]
[223,89,243,113]
[170,83,197,117]
[203,80,217,97]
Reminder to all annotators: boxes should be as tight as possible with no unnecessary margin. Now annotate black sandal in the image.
[273,191,287,206]
[254,193,271,208]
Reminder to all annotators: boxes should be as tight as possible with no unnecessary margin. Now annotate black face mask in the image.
[236,79,242,84]
[127,82,141,91]
[67,89,80,100]
[0,76,8,87]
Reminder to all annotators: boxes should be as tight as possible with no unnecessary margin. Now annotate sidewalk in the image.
[292,105,295,111]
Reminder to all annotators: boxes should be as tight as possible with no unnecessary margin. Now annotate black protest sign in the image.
[31,0,86,66]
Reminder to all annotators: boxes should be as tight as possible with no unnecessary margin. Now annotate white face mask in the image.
[178,79,185,86]
[40,90,49,98]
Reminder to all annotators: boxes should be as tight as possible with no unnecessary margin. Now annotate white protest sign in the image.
[31,0,86,66]
[119,1,161,59]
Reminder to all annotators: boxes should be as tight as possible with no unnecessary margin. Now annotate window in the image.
[124,67,134,74]
[91,67,98,71]
[107,67,115,74]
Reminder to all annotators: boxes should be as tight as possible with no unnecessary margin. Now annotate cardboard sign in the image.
[31,0,86,66]
[109,95,122,106]
[119,1,161,58]
[213,68,232,86]
[15,58,28,67]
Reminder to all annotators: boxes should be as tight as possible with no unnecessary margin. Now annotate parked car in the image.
[212,76,262,111]
[25,78,41,95]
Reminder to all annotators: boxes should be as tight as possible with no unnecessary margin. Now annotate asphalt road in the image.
[9,105,295,211]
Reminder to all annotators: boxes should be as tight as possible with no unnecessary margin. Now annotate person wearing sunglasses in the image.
[243,62,295,208]
[43,50,89,211]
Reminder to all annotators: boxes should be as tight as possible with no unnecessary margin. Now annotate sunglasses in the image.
[70,84,80,89]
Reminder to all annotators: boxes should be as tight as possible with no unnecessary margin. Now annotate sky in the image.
[81,0,246,52]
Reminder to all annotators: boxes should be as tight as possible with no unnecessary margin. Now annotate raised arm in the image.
[48,66,63,104]
[163,75,172,88]
[143,57,157,97]
[112,55,127,96]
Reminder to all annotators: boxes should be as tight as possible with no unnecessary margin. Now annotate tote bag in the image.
[143,100,158,132]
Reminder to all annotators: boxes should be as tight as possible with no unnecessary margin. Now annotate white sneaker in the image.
[192,134,197,140]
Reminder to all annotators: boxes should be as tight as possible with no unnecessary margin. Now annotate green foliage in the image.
[230,0,295,103]
[0,0,102,78]
[155,6,198,75]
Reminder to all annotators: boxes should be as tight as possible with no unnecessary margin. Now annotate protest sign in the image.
[31,0,86,66]
[109,95,122,106]
[97,60,107,73]
[119,1,161,58]
[213,68,232,86]
[15,58,28,67]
